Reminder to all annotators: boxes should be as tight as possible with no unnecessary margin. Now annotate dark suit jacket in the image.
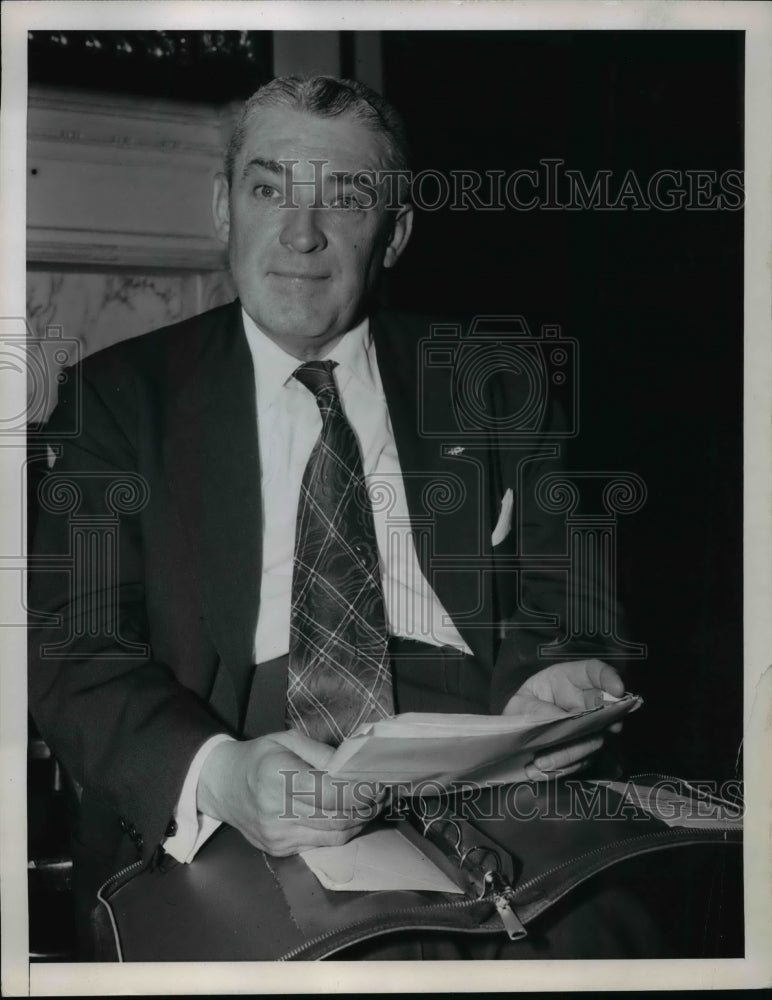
[28,300,579,883]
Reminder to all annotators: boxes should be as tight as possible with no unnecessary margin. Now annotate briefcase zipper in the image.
[280,820,739,959]
[96,858,145,962]
[98,816,740,961]
[278,876,520,961]
[485,870,527,939]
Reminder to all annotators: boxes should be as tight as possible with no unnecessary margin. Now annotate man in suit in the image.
[28,75,637,958]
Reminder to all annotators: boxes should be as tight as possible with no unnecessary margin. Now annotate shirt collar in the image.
[241,307,379,410]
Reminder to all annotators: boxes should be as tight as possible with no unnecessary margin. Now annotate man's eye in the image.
[254,184,279,200]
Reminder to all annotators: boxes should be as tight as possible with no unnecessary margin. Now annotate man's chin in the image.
[246,309,347,356]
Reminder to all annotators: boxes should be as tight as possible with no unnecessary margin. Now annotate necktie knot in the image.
[293,360,338,400]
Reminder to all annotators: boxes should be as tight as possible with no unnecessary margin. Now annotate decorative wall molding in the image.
[27,86,235,270]
[28,86,238,156]
[26,233,227,271]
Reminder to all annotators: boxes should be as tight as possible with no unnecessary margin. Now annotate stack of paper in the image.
[325,693,642,789]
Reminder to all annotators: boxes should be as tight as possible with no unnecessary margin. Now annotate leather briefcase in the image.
[94,775,743,961]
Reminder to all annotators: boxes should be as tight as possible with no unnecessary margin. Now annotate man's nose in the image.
[279,206,328,253]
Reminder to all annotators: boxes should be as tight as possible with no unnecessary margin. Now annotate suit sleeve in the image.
[27,359,226,862]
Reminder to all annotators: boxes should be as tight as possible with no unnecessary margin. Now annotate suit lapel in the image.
[372,312,497,667]
[164,303,261,714]
[163,305,500,709]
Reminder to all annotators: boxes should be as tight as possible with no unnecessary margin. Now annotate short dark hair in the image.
[224,75,411,185]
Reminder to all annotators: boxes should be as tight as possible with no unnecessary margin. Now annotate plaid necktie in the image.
[287,360,394,746]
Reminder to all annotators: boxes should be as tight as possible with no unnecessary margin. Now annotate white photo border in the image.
[1,1,770,995]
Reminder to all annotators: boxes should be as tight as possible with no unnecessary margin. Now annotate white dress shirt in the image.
[164,309,469,862]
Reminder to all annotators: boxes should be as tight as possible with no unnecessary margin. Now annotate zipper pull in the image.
[494,893,527,941]
[484,870,527,941]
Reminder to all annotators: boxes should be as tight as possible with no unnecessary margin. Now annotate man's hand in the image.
[196,729,383,856]
[502,659,624,780]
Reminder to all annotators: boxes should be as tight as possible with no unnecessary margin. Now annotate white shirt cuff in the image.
[163,733,235,863]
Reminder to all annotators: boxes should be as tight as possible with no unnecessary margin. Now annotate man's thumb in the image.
[271,728,336,769]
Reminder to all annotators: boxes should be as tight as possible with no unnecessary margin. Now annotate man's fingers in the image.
[270,729,336,769]
[266,732,386,815]
[551,760,589,778]
[294,823,367,852]
[300,814,371,832]
[277,763,384,819]
[245,821,366,857]
[502,693,569,720]
[584,659,625,696]
[532,735,604,773]
[553,676,592,712]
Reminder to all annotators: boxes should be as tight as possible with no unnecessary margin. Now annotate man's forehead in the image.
[236,105,389,176]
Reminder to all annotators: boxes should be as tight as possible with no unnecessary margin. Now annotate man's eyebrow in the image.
[241,157,285,178]
[242,161,367,184]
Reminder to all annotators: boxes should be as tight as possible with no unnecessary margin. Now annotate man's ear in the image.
[383,203,414,269]
[212,172,231,244]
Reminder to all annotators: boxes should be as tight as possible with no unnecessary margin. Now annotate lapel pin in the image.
[446,446,465,456]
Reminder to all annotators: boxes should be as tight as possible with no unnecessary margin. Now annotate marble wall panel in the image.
[197,271,237,314]
[26,269,235,421]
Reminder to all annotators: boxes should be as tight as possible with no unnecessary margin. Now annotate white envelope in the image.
[301,827,463,893]
[326,694,643,786]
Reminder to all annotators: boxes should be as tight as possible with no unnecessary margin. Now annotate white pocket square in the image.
[491,488,514,547]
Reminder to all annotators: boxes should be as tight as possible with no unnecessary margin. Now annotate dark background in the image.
[27,29,743,782]
[381,31,744,783]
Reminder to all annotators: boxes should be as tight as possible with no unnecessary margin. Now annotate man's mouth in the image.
[269,271,329,281]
